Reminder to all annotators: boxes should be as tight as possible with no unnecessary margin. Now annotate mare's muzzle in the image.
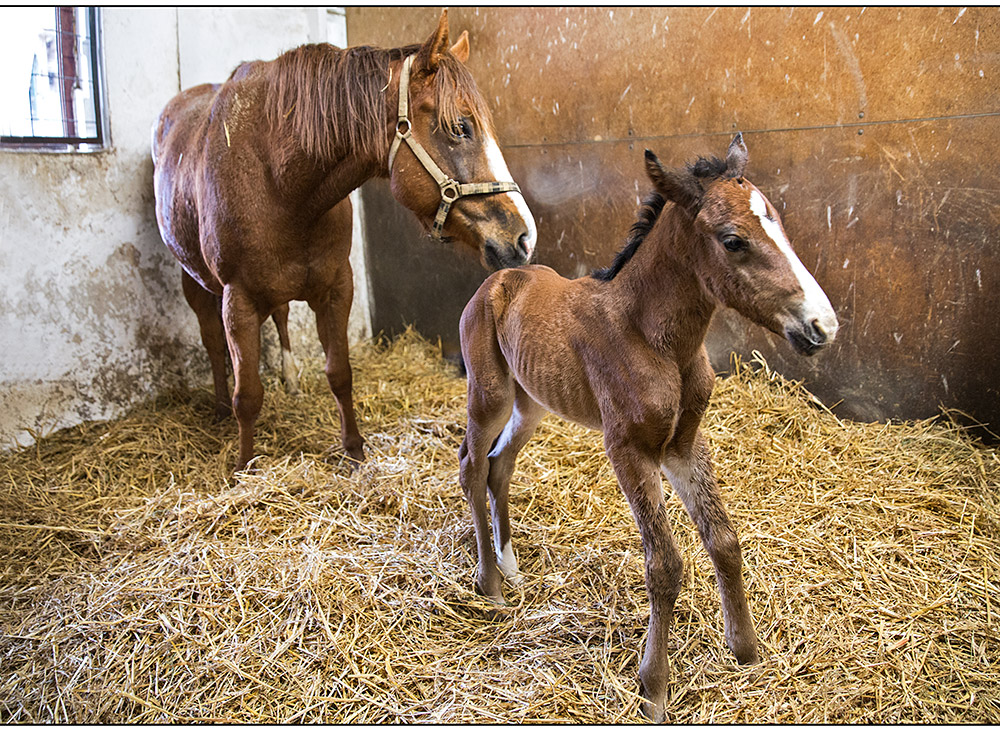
[387,55,523,243]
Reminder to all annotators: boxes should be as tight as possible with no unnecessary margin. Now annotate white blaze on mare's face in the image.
[483,132,537,258]
[749,189,839,340]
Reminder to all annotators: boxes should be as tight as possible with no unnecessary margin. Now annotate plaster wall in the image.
[0,7,372,450]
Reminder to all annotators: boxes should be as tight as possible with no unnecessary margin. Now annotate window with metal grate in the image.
[0,6,108,152]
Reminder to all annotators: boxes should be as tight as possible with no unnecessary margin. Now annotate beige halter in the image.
[387,55,522,241]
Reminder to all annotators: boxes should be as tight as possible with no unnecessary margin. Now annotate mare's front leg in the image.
[271,303,300,396]
[662,427,759,665]
[486,385,545,584]
[181,270,231,420]
[310,268,364,463]
[222,285,265,471]
[606,441,684,723]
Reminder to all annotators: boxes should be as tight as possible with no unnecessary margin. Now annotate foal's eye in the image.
[722,235,748,253]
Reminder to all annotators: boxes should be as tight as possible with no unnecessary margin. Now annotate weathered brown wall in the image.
[348,6,1000,434]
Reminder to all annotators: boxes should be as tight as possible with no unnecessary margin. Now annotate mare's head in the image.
[645,134,838,355]
[388,11,536,270]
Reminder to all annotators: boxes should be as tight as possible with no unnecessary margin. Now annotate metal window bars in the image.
[1,7,107,151]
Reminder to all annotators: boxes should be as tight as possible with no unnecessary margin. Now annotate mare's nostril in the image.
[517,232,531,258]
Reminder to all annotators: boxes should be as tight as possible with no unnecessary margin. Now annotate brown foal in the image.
[153,11,536,471]
[458,134,839,720]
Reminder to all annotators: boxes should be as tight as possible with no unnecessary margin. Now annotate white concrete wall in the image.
[0,7,372,450]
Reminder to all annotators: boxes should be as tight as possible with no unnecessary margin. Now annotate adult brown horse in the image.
[152,10,536,470]
[458,135,838,720]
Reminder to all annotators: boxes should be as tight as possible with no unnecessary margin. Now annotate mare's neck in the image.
[266,49,404,220]
[610,205,718,366]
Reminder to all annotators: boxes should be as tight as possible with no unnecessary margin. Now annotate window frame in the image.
[0,6,111,153]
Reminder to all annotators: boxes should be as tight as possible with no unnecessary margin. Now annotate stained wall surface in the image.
[348,6,1000,433]
[0,7,371,449]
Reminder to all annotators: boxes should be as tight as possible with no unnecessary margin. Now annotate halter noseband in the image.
[387,55,522,241]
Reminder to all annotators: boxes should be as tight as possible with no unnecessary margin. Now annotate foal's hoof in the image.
[728,636,761,665]
[639,686,667,723]
[213,405,232,422]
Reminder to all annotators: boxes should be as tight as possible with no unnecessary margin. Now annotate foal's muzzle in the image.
[785,317,837,356]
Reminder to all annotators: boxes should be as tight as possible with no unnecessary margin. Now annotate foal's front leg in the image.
[662,429,759,665]
[606,442,684,723]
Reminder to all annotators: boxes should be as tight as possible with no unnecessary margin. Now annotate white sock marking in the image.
[498,541,520,580]
[281,347,300,394]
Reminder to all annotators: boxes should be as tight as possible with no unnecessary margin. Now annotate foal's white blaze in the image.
[484,133,537,259]
[749,190,839,341]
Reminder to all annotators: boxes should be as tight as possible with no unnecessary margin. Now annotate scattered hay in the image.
[1,330,998,723]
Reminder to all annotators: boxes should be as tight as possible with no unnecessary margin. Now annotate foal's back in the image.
[461,263,675,432]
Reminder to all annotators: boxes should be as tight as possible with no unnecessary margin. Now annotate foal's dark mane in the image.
[263,42,494,163]
[591,155,731,282]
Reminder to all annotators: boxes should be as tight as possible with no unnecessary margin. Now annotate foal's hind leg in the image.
[181,270,230,420]
[662,427,759,665]
[486,385,545,583]
[458,309,515,603]
[606,441,684,723]
[310,267,364,463]
[271,304,299,396]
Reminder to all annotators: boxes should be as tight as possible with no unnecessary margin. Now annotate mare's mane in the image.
[591,154,731,281]
[262,42,494,163]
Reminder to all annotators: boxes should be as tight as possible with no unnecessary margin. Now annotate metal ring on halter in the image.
[387,54,523,242]
[440,182,460,203]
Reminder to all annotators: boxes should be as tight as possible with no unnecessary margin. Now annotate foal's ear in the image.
[420,8,451,71]
[450,30,470,63]
[644,149,700,213]
[726,132,748,179]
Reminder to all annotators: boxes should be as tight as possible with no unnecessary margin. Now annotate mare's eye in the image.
[450,119,472,139]
[722,235,748,253]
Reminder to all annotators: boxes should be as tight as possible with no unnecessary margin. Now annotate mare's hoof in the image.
[213,405,232,422]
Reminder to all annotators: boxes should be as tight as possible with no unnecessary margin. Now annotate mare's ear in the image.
[418,9,450,72]
[644,149,700,213]
[726,132,748,179]
[450,30,470,63]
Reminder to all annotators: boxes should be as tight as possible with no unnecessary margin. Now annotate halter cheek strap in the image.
[387,55,522,241]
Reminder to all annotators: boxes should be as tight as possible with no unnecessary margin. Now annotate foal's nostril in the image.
[810,319,828,344]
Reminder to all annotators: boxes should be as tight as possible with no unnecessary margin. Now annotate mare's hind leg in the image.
[271,304,299,396]
[221,284,266,471]
[606,441,684,723]
[662,427,759,665]
[486,385,545,583]
[181,270,230,420]
[309,267,364,463]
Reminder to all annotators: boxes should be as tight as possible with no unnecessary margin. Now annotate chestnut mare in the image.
[152,11,536,470]
[458,135,839,720]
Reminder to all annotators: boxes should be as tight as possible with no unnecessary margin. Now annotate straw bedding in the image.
[1,330,998,723]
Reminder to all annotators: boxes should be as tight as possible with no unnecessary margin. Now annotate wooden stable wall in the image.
[347,7,1000,434]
